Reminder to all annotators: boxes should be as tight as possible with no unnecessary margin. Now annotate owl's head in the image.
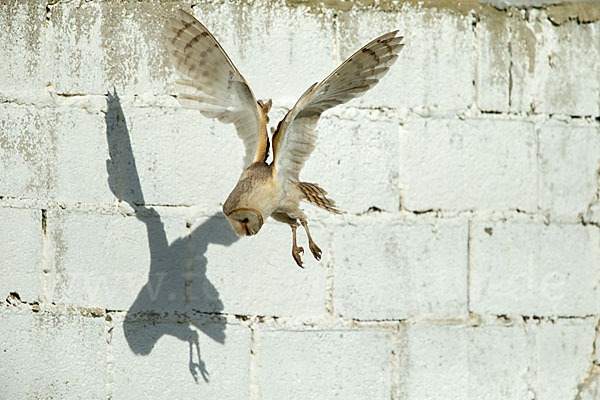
[224,207,263,236]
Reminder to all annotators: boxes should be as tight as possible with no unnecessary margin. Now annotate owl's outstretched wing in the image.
[272,31,403,183]
[166,9,269,168]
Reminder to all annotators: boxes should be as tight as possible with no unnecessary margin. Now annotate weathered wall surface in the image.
[1,0,599,398]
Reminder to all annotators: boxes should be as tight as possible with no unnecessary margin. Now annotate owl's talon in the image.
[292,246,304,268]
[300,220,322,262]
[309,241,321,261]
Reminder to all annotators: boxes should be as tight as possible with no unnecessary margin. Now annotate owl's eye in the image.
[241,218,249,223]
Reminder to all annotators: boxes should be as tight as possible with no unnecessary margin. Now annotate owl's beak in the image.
[243,222,255,236]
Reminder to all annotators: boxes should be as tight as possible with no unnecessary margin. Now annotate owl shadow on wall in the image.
[104,89,238,383]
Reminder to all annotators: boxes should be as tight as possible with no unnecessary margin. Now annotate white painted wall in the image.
[1,1,599,398]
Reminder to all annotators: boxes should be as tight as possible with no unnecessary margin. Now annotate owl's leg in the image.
[290,223,304,268]
[301,220,322,261]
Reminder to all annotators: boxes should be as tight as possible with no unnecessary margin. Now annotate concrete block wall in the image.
[1,0,599,398]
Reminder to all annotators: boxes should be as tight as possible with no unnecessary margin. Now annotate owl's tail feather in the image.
[298,182,341,214]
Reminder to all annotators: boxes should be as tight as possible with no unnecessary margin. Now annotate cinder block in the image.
[397,323,535,399]
[48,3,110,95]
[396,323,468,399]
[465,324,536,399]
[538,120,600,218]
[333,215,468,320]
[113,102,243,208]
[255,329,394,399]
[400,116,537,212]
[86,94,245,208]
[537,319,596,400]
[45,208,188,311]
[54,103,116,205]
[509,11,600,116]
[0,2,48,99]
[0,104,58,200]
[77,97,245,208]
[470,221,600,316]
[476,9,511,112]
[46,2,179,96]
[0,306,106,399]
[0,208,44,302]
[0,102,117,204]
[336,5,474,110]
[200,215,329,317]
[300,113,400,214]
[111,316,250,398]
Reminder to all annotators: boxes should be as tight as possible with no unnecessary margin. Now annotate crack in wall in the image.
[325,229,335,316]
[41,208,52,304]
[3,198,594,226]
[507,11,514,109]
[105,312,115,400]
[1,93,598,118]
[472,13,479,109]
[248,323,259,400]
[4,295,597,327]
[467,219,472,314]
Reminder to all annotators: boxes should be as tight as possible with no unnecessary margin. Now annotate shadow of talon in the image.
[188,331,209,383]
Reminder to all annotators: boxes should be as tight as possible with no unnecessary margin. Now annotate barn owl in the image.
[166,9,403,267]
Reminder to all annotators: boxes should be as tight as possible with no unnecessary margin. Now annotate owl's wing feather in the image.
[166,9,268,168]
[272,31,403,182]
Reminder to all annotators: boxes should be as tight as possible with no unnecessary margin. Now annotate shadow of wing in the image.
[104,88,239,382]
[105,88,144,207]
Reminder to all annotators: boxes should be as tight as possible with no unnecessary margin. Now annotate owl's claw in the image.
[300,220,322,262]
[292,246,304,268]
[309,241,321,261]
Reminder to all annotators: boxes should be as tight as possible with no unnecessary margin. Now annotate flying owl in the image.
[166,9,404,267]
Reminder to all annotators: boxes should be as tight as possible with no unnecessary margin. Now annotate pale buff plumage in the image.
[166,9,404,267]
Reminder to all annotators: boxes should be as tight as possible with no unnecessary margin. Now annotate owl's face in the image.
[225,207,263,236]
